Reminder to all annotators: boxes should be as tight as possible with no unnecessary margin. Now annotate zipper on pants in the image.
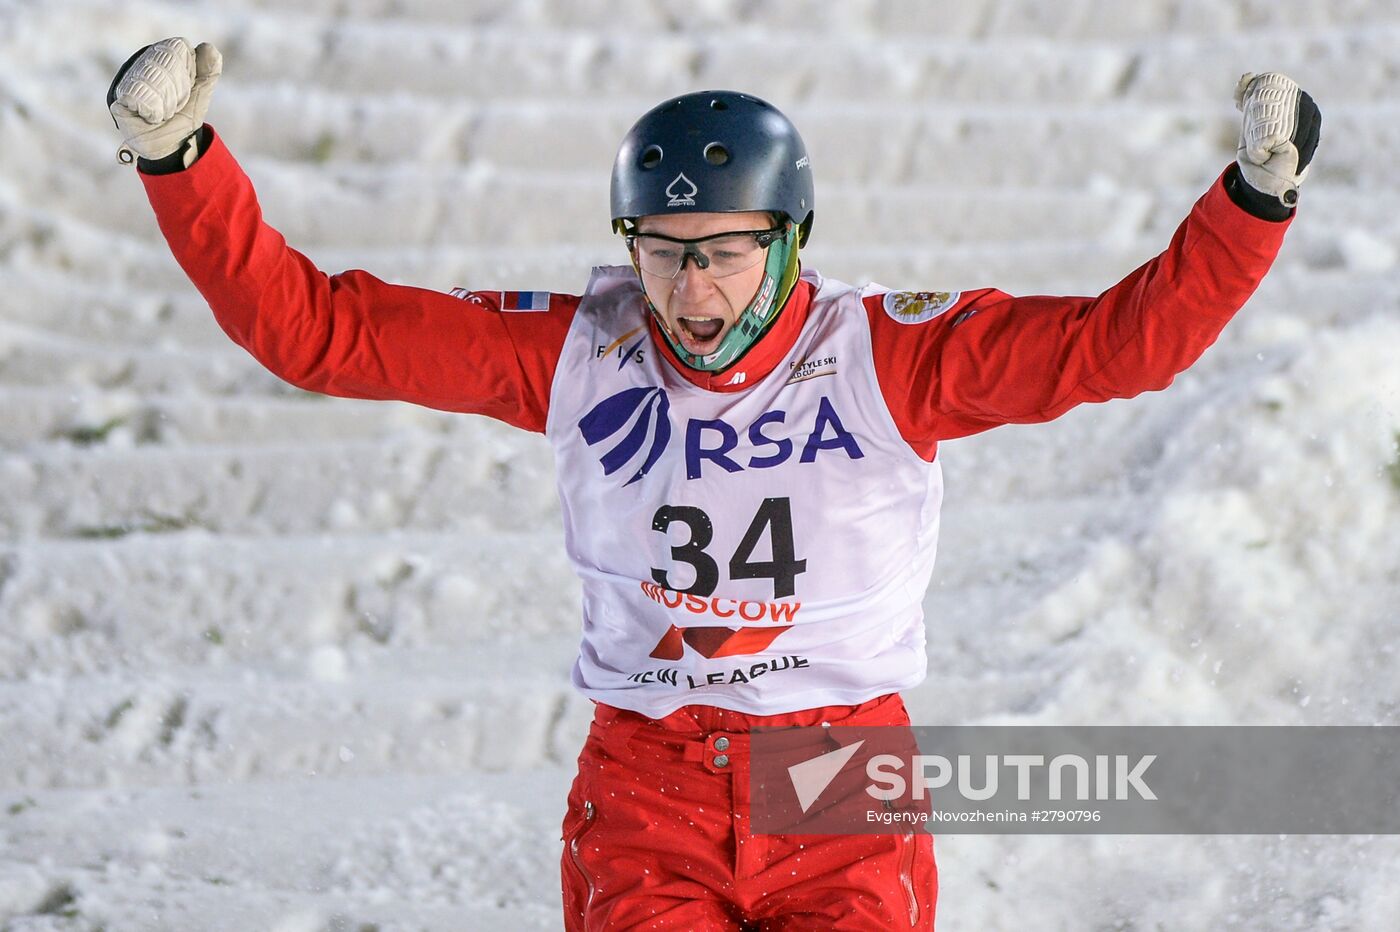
[897,830,920,928]
[569,800,599,924]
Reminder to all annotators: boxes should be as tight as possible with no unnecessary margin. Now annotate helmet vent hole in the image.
[709,98,728,111]
[703,143,730,166]
[640,145,663,169]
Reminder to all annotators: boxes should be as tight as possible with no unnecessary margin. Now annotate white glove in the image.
[108,37,222,166]
[1234,71,1319,208]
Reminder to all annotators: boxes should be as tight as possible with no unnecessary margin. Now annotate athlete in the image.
[109,37,1319,931]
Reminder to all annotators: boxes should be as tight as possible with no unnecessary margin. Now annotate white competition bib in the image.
[545,267,943,717]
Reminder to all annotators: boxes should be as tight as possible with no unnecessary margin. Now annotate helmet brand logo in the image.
[666,172,698,207]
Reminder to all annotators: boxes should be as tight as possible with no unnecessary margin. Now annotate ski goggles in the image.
[626,225,786,279]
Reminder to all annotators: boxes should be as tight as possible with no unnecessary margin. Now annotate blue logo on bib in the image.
[580,387,865,484]
[579,386,673,486]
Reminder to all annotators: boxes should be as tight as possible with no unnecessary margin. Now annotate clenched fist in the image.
[1235,72,1321,209]
[108,37,222,166]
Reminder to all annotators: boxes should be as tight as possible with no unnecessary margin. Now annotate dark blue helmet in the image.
[610,90,814,246]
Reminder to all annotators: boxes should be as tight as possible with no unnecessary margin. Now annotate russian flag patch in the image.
[499,290,552,312]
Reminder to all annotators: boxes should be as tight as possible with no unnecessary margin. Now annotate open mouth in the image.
[678,316,725,345]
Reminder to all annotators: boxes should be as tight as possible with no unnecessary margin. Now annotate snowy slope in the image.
[1,0,1398,929]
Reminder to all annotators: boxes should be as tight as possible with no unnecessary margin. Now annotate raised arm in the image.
[109,38,574,432]
[866,72,1320,456]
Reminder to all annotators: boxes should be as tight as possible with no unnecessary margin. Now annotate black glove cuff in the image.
[137,125,211,175]
[1224,163,1293,223]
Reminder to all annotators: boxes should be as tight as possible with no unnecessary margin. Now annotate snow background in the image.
[2,0,1399,928]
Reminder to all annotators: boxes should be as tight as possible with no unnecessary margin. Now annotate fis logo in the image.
[579,386,673,486]
[595,325,647,369]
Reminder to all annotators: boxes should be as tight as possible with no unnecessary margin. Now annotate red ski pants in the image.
[560,693,937,930]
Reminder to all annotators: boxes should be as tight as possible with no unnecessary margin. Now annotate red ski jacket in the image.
[141,127,1291,460]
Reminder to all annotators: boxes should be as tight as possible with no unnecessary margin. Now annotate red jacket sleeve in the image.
[139,127,575,433]
[865,167,1293,458]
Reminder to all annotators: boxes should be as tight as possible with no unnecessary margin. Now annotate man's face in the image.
[632,211,775,358]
